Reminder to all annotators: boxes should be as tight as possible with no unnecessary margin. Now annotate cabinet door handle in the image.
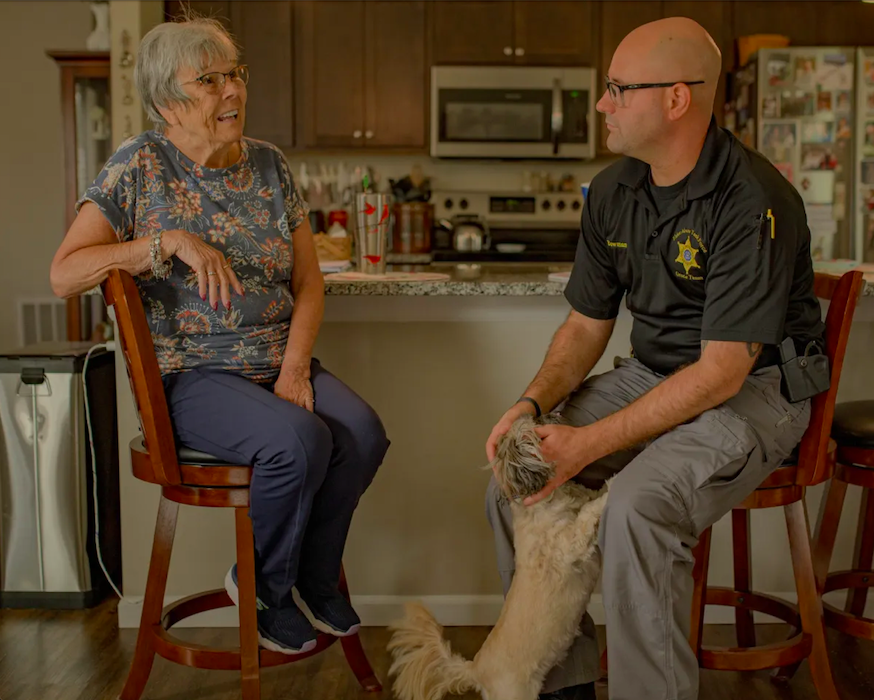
[353,130,362,138]
[503,46,513,56]
[365,130,373,139]
[515,47,525,57]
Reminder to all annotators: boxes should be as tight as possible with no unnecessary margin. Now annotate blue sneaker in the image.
[297,587,361,637]
[224,565,317,655]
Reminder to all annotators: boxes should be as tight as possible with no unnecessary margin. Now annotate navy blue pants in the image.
[162,359,389,606]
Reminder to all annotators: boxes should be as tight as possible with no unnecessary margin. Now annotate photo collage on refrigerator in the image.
[727,47,865,262]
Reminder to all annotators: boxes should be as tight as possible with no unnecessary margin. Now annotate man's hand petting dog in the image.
[523,424,596,506]
[486,401,538,464]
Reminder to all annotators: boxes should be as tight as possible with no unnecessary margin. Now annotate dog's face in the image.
[490,413,564,500]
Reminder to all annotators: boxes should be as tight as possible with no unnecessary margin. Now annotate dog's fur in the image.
[387,414,609,700]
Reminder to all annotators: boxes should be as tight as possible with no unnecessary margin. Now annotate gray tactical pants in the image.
[485,357,810,700]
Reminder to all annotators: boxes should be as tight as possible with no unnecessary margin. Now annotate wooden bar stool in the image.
[805,399,874,643]
[103,269,381,700]
[689,270,864,700]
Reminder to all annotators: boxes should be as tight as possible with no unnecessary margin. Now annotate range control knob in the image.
[444,198,453,210]
[572,200,581,211]
[541,199,552,211]
[557,200,566,211]
[459,198,469,210]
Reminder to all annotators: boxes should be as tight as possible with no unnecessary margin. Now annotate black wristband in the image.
[517,396,542,417]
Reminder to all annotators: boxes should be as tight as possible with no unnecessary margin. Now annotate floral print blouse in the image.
[79,131,310,381]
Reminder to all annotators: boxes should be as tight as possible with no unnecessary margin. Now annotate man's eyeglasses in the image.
[604,78,704,107]
[182,65,249,94]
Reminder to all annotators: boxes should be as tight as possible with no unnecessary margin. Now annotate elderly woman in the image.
[49,18,389,655]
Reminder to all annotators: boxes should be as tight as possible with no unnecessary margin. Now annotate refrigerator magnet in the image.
[762,121,797,163]
[781,90,814,118]
[861,161,874,186]
[763,93,780,119]
[801,144,837,171]
[835,91,851,113]
[798,171,835,205]
[794,56,817,89]
[816,91,833,114]
[767,53,792,87]
[801,121,834,144]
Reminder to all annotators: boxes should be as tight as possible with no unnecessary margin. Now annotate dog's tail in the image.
[387,602,479,700]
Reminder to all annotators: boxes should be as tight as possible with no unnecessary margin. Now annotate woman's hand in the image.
[274,367,315,412]
[166,230,245,310]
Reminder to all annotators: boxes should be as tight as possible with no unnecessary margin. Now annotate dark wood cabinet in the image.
[165,1,295,148]
[431,1,515,64]
[296,0,427,150]
[513,1,597,66]
[731,1,818,48]
[365,1,429,149]
[431,0,596,66]
[597,1,664,153]
[296,0,366,149]
[232,2,294,148]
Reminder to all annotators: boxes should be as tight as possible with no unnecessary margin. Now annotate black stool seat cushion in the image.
[832,400,874,449]
[176,445,236,466]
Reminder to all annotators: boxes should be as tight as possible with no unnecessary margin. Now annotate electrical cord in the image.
[83,340,140,605]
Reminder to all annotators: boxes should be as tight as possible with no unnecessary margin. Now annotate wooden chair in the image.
[798,399,874,642]
[103,269,381,700]
[690,270,864,700]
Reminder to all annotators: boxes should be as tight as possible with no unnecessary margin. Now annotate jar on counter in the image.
[392,202,433,254]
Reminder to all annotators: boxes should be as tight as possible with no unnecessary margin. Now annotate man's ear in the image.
[665,84,693,122]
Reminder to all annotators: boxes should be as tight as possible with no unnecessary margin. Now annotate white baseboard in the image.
[117,592,848,629]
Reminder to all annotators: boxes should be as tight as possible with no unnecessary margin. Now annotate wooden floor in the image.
[2,599,874,700]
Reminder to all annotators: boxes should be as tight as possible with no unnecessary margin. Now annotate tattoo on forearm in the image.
[747,342,762,358]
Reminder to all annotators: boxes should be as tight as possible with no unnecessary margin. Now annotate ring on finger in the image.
[207,271,216,277]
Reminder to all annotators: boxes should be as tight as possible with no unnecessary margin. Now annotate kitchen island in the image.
[115,262,874,630]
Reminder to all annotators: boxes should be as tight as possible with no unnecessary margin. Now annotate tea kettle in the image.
[437,215,491,252]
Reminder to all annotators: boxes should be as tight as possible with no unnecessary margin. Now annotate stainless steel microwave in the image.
[430,66,598,160]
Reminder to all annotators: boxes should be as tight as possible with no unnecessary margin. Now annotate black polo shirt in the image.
[565,117,825,377]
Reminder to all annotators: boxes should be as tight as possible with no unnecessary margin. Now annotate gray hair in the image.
[135,16,239,132]
[489,413,565,501]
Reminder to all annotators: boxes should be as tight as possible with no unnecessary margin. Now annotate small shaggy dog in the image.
[387,414,609,700]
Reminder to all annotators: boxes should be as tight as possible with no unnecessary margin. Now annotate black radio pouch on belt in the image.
[778,337,830,403]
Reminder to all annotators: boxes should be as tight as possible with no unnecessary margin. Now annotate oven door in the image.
[430,67,596,159]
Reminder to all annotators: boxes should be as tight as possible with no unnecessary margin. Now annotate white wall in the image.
[0,1,93,348]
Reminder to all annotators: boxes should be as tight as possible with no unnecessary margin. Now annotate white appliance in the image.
[430,66,598,160]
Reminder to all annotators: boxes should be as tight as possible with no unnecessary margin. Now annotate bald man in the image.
[485,17,824,700]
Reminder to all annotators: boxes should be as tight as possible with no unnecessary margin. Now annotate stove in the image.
[430,190,583,262]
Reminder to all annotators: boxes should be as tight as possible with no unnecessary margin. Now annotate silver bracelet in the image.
[149,231,172,280]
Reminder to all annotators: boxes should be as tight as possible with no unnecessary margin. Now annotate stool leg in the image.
[849,488,874,617]
[689,526,712,654]
[775,477,848,683]
[785,499,839,700]
[731,510,756,648]
[119,496,179,700]
[234,507,261,700]
[338,565,382,692]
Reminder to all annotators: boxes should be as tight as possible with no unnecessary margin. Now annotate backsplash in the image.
[281,150,618,210]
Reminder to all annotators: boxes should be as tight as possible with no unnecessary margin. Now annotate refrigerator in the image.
[726,46,860,262]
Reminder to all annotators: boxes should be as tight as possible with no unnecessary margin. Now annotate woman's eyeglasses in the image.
[183,65,249,94]
[604,78,704,107]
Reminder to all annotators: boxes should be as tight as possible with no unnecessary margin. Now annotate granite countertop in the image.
[323,262,573,296]
[322,261,874,297]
